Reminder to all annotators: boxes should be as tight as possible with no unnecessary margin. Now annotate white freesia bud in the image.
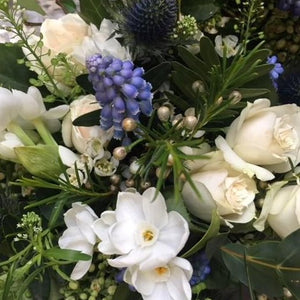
[226,99,300,173]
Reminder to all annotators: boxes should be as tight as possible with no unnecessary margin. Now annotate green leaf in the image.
[80,0,109,27]
[182,209,221,258]
[199,36,220,68]
[144,62,172,91]
[56,0,77,13]
[76,74,94,94]
[14,145,62,178]
[237,88,270,98]
[112,283,142,300]
[43,248,91,261]
[181,0,219,21]
[177,46,210,82]
[221,229,300,298]
[72,109,101,126]
[0,45,36,91]
[17,0,45,15]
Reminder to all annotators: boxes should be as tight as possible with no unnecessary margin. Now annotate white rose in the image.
[226,99,300,173]
[254,182,300,238]
[182,151,258,227]
[62,95,112,155]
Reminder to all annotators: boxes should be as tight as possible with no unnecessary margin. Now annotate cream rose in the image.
[254,182,300,238]
[226,99,300,173]
[62,95,112,156]
[23,15,131,95]
[182,151,258,227]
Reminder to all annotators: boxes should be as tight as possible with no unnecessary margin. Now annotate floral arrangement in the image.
[0,0,299,299]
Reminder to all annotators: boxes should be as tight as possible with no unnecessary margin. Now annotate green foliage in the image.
[80,0,110,27]
[181,0,220,21]
[144,62,172,91]
[0,45,35,91]
[56,0,77,13]
[221,229,300,298]
[17,0,45,15]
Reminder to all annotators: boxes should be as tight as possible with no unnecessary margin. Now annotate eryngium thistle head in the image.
[123,0,178,45]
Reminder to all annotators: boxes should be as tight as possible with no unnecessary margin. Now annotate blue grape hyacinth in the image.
[86,54,153,139]
[267,56,284,89]
[189,251,211,286]
[122,0,178,45]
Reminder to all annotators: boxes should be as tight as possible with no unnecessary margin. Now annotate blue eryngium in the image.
[87,54,153,139]
[278,0,300,15]
[122,0,178,45]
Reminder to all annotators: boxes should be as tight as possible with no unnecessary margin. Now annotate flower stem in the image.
[7,122,35,146]
[31,118,57,146]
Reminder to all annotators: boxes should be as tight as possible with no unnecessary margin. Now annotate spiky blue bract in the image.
[122,0,178,45]
[278,0,300,15]
[87,54,153,139]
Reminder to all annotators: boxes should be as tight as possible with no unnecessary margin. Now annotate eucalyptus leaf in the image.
[43,248,91,261]
[237,88,270,98]
[0,45,36,91]
[221,229,300,297]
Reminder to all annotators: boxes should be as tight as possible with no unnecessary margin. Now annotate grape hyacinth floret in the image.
[188,252,211,286]
[267,55,284,89]
[86,54,153,139]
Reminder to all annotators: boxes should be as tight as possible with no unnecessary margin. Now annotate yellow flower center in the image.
[143,230,154,241]
[155,267,168,276]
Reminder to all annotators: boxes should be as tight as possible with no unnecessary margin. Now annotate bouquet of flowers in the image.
[0,0,299,299]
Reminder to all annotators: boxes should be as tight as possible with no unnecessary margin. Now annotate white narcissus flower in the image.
[226,98,300,173]
[58,202,98,280]
[12,86,69,132]
[215,35,240,57]
[124,257,193,300]
[0,132,24,161]
[62,94,112,156]
[182,151,259,227]
[92,188,190,270]
[254,182,300,238]
[0,87,21,131]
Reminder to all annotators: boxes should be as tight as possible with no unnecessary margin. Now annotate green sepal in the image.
[14,145,62,178]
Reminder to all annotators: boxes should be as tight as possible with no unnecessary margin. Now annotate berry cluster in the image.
[86,54,153,139]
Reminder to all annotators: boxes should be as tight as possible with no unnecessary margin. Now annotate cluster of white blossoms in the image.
[58,188,192,300]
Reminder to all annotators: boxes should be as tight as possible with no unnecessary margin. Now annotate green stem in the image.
[7,122,35,146]
[31,118,57,146]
